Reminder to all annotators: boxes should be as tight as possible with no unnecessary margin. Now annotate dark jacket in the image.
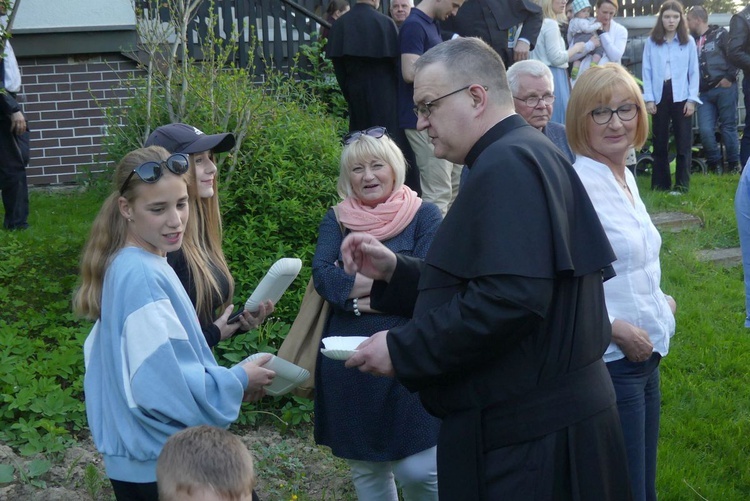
[727,6,750,73]
[374,116,630,500]
[446,0,542,67]
[695,25,737,92]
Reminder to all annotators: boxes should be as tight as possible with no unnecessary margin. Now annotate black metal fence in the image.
[135,0,330,77]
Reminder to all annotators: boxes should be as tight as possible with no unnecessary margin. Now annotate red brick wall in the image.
[18,53,144,186]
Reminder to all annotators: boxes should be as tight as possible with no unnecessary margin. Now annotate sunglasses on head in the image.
[342,126,388,145]
[119,153,190,195]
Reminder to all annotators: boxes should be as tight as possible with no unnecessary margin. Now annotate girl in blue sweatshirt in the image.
[73,146,274,501]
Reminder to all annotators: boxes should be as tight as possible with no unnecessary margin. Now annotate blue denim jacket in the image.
[642,36,701,105]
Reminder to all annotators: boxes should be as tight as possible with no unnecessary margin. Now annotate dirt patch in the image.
[0,425,355,500]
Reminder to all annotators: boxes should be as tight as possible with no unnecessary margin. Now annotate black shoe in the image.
[728,161,742,174]
[708,161,723,174]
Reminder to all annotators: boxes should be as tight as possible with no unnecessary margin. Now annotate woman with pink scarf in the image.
[312,127,442,500]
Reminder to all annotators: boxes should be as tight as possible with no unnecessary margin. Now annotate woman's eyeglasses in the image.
[342,126,388,145]
[119,153,190,195]
[590,104,640,125]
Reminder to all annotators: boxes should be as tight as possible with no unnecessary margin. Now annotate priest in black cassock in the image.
[342,37,633,501]
[326,0,420,195]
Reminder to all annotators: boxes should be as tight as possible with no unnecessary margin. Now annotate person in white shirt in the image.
[567,63,677,501]
[571,0,628,84]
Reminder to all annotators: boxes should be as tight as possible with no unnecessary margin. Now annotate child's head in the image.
[157,426,256,501]
[571,0,592,18]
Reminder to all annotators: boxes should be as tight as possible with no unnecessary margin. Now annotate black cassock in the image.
[326,2,399,133]
[326,3,421,194]
[371,115,633,500]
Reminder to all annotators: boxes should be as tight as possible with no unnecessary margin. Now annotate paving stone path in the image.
[651,211,741,267]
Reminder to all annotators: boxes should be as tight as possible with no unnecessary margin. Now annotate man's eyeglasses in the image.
[413,85,488,118]
[119,153,190,195]
[590,103,639,125]
[513,94,555,108]
[342,126,388,145]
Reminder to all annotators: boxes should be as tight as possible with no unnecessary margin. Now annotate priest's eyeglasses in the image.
[513,94,555,108]
[119,153,190,195]
[342,126,388,145]
[413,85,488,118]
[590,104,639,125]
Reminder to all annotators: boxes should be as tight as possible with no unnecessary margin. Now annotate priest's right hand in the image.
[345,330,395,377]
[340,233,397,282]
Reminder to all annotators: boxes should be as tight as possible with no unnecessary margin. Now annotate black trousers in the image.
[651,80,693,192]
[0,112,29,229]
[110,479,262,500]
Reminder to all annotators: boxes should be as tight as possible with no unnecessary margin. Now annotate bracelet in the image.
[353,297,361,316]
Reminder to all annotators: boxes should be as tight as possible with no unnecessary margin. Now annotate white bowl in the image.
[241,353,310,396]
[321,336,369,360]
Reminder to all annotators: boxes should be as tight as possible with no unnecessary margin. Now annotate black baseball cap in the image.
[145,123,236,154]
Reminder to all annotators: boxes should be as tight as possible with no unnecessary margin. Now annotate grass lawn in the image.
[636,173,750,500]
[1,172,749,499]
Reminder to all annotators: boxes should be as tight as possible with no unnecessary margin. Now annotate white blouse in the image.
[573,156,675,362]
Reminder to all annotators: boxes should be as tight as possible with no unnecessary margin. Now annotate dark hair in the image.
[327,0,349,15]
[650,0,689,45]
[686,5,708,23]
[414,37,513,108]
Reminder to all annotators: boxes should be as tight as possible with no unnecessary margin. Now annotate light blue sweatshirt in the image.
[83,247,248,483]
[642,36,701,105]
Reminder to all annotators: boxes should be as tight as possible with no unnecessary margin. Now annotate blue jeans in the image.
[698,84,740,164]
[741,76,750,166]
[735,167,750,327]
[607,353,662,501]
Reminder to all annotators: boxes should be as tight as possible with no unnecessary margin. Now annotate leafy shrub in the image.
[0,194,97,455]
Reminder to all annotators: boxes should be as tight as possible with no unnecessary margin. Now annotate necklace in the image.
[613,175,629,191]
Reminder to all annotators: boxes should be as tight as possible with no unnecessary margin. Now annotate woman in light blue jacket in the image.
[642,0,700,193]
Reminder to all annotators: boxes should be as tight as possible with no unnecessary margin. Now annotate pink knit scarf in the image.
[336,185,422,241]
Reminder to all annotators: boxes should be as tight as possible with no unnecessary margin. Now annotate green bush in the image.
[0,191,99,455]
[106,65,344,312]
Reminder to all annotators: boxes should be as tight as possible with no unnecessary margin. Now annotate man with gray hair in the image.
[507,59,575,162]
[343,37,631,500]
[389,0,413,29]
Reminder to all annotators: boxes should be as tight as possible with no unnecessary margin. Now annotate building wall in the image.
[18,54,144,186]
